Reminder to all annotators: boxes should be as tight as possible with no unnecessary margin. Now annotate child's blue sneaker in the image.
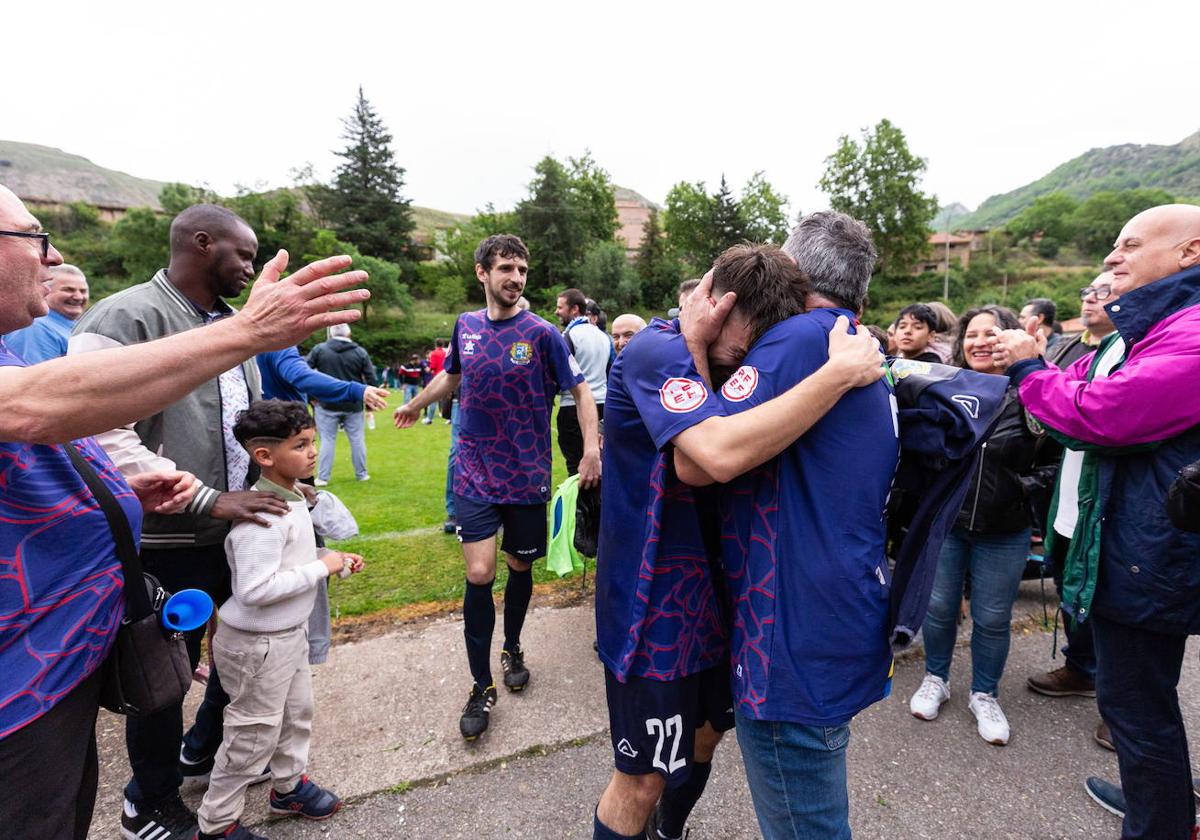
[268,776,341,820]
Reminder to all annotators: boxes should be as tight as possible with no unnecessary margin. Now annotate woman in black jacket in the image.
[909,305,1050,746]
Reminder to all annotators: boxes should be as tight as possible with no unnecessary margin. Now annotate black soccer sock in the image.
[593,807,644,840]
[503,566,533,651]
[656,760,713,838]
[463,578,496,688]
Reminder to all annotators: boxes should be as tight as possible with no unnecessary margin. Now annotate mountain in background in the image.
[931,202,971,231]
[0,138,468,235]
[953,130,1200,229]
[0,139,167,209]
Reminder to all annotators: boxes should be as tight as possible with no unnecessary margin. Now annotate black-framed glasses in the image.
[1080,285,1114,301]
[0,230,51,259]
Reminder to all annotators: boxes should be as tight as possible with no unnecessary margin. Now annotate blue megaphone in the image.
[162,589,214,632]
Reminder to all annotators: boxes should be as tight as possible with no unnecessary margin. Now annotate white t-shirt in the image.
[559,321,610,406]
[1053,336,1126,538]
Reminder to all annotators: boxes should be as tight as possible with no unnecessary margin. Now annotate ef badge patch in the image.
[659,377,707,413]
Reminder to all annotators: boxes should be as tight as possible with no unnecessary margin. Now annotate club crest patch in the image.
[659,377,707,413]
[509,341,533,365]
[721,365,759,402]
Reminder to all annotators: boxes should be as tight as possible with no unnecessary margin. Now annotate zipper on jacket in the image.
[968,442,988,531]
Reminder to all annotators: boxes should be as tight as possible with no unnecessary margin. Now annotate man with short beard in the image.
[5,263,89,362]
[395,234,600,741]
[71,204,294,840]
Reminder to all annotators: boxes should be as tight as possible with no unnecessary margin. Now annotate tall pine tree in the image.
[635,209,683,308]
[314,87,415,266]
[710,175,746,254]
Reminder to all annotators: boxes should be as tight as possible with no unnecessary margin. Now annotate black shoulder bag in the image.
[65,445,193,716]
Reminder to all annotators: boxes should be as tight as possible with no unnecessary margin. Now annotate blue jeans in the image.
[314,406,367,481]
[1093,614,1195,839]
[735,711,851,840]
[403,384,419,404]
[921,525,1031,696]
[444,399,459,519]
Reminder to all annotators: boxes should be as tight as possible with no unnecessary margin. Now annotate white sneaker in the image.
[910,673,950,720]
[314,478,329,487]
[969,691,1010,745]
[357,474,370,482]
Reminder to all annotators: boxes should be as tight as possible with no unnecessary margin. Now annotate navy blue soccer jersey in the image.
[596,319,730,682]
[445,309,583,505]
[718,309,900,726]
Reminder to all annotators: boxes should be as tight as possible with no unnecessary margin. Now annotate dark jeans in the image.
[124,544,231,807]
[556,402,603,475]
[0,666,103,840]
[1093,614,1195,839]
[1048,536,1096,678]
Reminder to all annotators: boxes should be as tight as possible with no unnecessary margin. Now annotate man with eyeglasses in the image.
[4,263,89,363]
[1026,272,1119,735]
[990,204,1200,839]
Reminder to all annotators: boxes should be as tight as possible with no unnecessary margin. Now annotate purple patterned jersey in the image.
[596,319,730,682]
[445,309,583,504]
[0,340,142,738]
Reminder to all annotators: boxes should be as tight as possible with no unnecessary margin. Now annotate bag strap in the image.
[64,444,153,620]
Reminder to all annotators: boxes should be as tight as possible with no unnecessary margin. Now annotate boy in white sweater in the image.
[196,400,363,840]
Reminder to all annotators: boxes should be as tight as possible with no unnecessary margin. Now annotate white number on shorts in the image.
[645,714,686,774]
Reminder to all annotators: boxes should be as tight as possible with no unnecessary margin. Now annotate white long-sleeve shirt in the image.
[219,478,330,633]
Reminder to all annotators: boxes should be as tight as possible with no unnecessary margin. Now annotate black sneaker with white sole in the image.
[501,646,530,691]
[120,794,198,840]
[459,683,497,740]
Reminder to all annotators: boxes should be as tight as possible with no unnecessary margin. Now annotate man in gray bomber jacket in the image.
[69,204,290,840]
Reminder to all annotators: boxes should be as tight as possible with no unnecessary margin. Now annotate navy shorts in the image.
[604,663,734,788]
[453,494,547,560]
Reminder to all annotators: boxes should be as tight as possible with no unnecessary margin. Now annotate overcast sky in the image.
[8,0,1197,218]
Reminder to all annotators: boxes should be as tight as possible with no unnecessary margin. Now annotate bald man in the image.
[610,313,646,355]
[5,263,89,362]
[991,204,1200,839]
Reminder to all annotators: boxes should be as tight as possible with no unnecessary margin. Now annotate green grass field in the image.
[316,393,575,619]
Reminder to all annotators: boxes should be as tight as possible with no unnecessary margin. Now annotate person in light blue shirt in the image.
[5,264,88,362]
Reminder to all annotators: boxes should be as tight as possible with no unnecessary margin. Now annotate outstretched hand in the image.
[127,470,197,514]
[238,251,371,351]
[679,269,737,351]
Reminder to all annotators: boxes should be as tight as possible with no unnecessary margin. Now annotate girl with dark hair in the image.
[909,304,1053,746]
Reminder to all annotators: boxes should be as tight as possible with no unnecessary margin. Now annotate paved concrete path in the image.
[88,581,1200,838]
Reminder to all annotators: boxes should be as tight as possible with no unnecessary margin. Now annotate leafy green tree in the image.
[578,240,640,312]
[112,207,170,281]
[568,152,619,244]
[303,229,410,324]
[818,118,939,276]
[663,180,717,273]
[1006,192,1079,244]
[516,153,619,291]
[635,209,684,309]
[711,175,747,253]
[312,86,416,267]
[1071,188,1175,257]
[739,171,791,244]
[516,156,586,288]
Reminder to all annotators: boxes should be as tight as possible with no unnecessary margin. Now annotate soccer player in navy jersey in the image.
[678,214,898,840]
[593,244,886,840]
[394,235,600,740]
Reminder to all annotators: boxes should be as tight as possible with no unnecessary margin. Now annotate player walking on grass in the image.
[395,234,600,740]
